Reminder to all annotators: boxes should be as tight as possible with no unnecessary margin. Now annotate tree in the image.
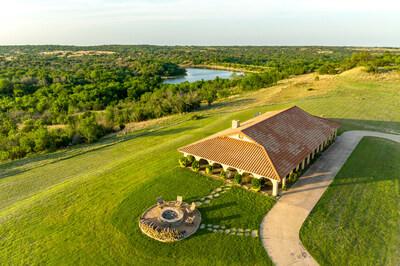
[78,115,103,143]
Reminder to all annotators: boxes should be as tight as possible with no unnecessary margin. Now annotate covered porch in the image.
[182,154,284,196]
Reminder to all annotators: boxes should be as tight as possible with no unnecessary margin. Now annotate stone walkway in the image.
[195,184,232,206]
[260,131,400,266]
[200,223,259,237]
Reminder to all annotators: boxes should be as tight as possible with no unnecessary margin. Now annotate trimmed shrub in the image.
[192,160,200,171]
[179,156,187,167]
[234,174,242,185]
[288,172,298,183]
[205,165,213,175]
[186,155,195,163]
[220,170,227,180]
[282,185,287,191]
[251,178,262,192]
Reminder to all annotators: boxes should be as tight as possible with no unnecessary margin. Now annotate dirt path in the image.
[260,131,400,266]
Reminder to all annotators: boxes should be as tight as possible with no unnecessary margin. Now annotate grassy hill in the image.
[0,68,399,264]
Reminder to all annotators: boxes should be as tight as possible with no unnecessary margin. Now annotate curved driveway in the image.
[260,131,400,266]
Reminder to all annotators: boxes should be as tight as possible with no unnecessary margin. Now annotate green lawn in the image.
[300,137,400,265]
[1,69,400,264]
[0,107,276,265]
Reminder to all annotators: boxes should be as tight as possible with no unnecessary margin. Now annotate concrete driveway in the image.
[260,131,400,266]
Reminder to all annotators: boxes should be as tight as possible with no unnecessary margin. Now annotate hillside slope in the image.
[0,68,399,264]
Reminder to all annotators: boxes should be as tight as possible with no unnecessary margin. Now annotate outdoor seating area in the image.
[139,196,202,242]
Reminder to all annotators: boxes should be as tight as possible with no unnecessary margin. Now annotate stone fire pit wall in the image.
[139,199,202,242]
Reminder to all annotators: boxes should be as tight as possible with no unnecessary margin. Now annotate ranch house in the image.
[178,106,341,196]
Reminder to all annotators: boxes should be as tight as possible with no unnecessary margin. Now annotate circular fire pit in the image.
[159,207,184,226]
[139,198,201,242]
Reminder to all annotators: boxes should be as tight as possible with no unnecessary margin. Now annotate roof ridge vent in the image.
[232,120,240,129]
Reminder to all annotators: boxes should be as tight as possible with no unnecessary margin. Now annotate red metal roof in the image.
[178,106,341,181]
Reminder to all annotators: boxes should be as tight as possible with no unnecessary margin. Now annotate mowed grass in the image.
[1,68,400,264]
[0,108,276,265]
[300,137,400,265]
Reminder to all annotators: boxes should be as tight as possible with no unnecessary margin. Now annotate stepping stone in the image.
[213,229,217,233]
[238,229,243,232]
[237,233,243,236]
[194,201,202,207]
[207,224,212,227]
[204,200,210,204]
[221,190,226,194]
[216,188,222,192]
[213,225,220,228]
[218,230,223,233]
[206,195,213,199]
[230,228,236,231]
[213,193,219,197]
[225,229,230,233]
[211,191,216,194]
[251,230,258,237]
[230,232,236,235]
[221,225,226,229]
[244,229,250,232]
[200,198,205,201]
[200,224,205,229]
[207,228,213,231]
[244,233,249,237]
[224,187,230,190]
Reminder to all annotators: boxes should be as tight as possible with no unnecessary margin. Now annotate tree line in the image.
[1,45,399,161]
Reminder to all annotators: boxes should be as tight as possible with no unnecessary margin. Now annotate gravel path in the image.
[260,131,400,266]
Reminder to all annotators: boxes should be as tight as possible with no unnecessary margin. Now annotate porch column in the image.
[306,154,311,164]
[282,177,287,188]
[311,150,315,159]
[301,159,306,170]
[316,145,320,153]
[271,179,279,196]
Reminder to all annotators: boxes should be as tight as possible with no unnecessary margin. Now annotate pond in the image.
[163,68,243,84]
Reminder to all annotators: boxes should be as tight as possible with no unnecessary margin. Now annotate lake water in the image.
[163,68,243,84]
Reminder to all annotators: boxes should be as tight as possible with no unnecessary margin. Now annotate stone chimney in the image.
[232,120,240,129]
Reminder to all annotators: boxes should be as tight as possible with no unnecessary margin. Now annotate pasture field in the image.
[300,137,400,265]
[1,68,399,264]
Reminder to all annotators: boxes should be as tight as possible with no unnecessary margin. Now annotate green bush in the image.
[186,155,195,163]
[234,174,242,185]
[282,185,287,191]
[192,160,200,171]
[179,156,187,167]
[205,165,213,175]
[220,170,227,180]
[288,172,298,183]
[251,178,261,192]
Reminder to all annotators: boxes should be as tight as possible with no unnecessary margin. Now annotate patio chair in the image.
[156,196,165,208]
[175,196,183,207]
[188,202,196,214]
[185,215,194,225]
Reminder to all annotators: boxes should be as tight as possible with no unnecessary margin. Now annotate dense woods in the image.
[1,45,399,161]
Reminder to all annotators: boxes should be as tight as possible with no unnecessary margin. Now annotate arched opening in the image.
[198,159,208,171]
[263,178,274,196]
[212,163,223,176]
[226,167,237,179]
[241,172,253,189]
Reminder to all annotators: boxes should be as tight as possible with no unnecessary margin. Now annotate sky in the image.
[1,0,400,46]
